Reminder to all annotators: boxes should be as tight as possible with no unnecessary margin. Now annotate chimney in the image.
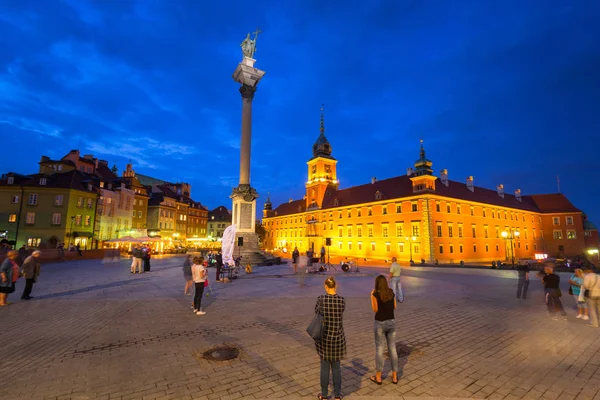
[515,189,522,202]
[289,198,293,203]
[99,160,108,166]
[466,176,474,192]
[497,184,504,198]
[371,177,377,184]
[40,155,50,163]
[406,168,413,177]
[83,154,94,160]
[440,169,449,187]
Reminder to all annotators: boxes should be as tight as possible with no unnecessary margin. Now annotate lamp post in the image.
[405,236,417,264]
[68,216,75,247]
[501,230,520,269]
[588,249,599,264]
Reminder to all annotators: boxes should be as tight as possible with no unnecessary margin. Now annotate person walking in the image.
[215,250,223,282]
[516,262,530,299]
[569,268,589,320]
[191,256,207,316]
[388,257,403,303]
[0,250,20,306]
[370,275,399,385]
[582,268,600,328]
[541,266,567,320]
[314,276,345,400]
[292,247,299,274]
[20,250,41,300]
[183,254,193,295]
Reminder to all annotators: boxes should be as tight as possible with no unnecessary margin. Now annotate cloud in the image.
[0,116,62,138]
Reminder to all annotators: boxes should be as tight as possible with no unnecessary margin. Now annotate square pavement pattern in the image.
[1,256,599,400]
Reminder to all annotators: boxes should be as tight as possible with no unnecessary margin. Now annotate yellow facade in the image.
[263,125,590,263]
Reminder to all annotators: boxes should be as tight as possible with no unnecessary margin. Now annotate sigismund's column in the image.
[231,29,265,251]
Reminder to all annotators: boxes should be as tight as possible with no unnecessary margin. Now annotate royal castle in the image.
[262,112,598,263]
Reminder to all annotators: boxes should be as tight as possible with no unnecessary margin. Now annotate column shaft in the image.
[239,97,252,186]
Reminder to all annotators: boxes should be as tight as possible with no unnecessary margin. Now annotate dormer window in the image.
[100,181,104,188]
[7,177,14,184]
[333,198,339,207]
[88,184,93,191]
[375,190,382,200]
[39,178,47,186]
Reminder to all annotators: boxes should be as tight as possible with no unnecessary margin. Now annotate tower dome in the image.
[263,193,272,210]
[311,105,334,160]
[413,139,433,176]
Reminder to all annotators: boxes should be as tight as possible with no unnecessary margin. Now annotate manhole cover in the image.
[202,345,239,361]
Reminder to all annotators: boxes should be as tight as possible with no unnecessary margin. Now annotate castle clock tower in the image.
[306,106,339,210]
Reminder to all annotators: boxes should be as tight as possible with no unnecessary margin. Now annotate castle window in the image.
[483,209,487,217]
[566,216,573,225]
[396,224,403,237]
[411,223,419,237]
[382,224,389,238]
[357,209,362,217]
[398,243,404,253]
[368,208,372,216]
[371,242,376,251]
[448,225,453,238]
[396,204,401,213]
[436,203,440,212]
[553,217,560,225]
[338,211,342,218]
[411,202,418,212]
[439,245,443,254]
[338,226,343,237]
[437,224,442,237]
[447,205,451,213]
[347,210,351,218]
[470,206,474,216]
[382,206,387,215]
[367,224,373,237]
[347,226,352,237]
[457,205,461,214]
[375,190,382,200]
[386,243,391,252]
[357,226,363,237]
[358,242,362,250]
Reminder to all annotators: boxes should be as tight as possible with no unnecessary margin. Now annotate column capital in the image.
[239,84,257,99]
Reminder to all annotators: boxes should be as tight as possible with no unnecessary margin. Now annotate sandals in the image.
[317,395,329,400]
[370,376,382,385]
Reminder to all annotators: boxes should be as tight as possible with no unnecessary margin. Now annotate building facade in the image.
[263,117,598,263]
[208,206,232,240]
[0,171,98,249]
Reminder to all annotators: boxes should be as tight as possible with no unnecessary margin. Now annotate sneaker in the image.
[582,316,590,321]
[576,315,582,319]
[563,316,568,321]
[551,316,558,320]
[196,311,206,316]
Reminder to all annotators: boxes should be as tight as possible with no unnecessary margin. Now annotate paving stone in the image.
[1,257,599,400]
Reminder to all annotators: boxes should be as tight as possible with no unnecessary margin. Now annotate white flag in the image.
[222,224,237,267]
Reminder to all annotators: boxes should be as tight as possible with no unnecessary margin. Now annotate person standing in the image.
[314,276,345,400]
[542,266,567,320]
[292,247,299,274]
[307,248,314,272]
[191,256,207,315]
[388,257,403,303]
[130,246,143,274]
[143,246,151,272]
[0,250,20,306]
[516,262,530,299]
[215,250,223,282]
[320,245,326,264]
[569,268,589,320]
[370,275,399,385]
[20,250,41,300]
[183,254,193,295]
[582,268,600,328]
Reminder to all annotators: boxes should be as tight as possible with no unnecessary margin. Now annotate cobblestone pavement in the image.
[1,256,600,400]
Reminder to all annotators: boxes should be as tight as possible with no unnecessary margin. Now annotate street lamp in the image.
[501,230,520,269]
[588,249,599,263]
[69,216,75,247]
[405,236,417,264]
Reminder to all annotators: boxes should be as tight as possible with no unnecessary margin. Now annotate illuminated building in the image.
[263,113,598,263]
[207,206,232,240]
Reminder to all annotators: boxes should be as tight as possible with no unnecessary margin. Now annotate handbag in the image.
[204,279,209,288]
[306,313,323,340]
[568,286,573,296]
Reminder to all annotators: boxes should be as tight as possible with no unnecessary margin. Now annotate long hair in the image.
[374,275,393,303]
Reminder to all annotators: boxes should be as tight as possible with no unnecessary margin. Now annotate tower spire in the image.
[320,104,325,134]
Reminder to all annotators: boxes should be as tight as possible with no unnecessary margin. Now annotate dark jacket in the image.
[0,258,14,288]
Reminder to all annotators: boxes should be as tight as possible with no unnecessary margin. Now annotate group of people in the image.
[313,271,401,400]
[516,263,600,327]
[130,245,152,274]
[0,249,42,306]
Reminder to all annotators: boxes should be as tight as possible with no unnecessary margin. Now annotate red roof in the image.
[272,199,306,217]
[528,194,581,213]
[270,176,580,216]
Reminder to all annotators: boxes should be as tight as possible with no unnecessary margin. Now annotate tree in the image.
[255,221,267,246]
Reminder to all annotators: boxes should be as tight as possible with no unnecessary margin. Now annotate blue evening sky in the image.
[1,1,599,224]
